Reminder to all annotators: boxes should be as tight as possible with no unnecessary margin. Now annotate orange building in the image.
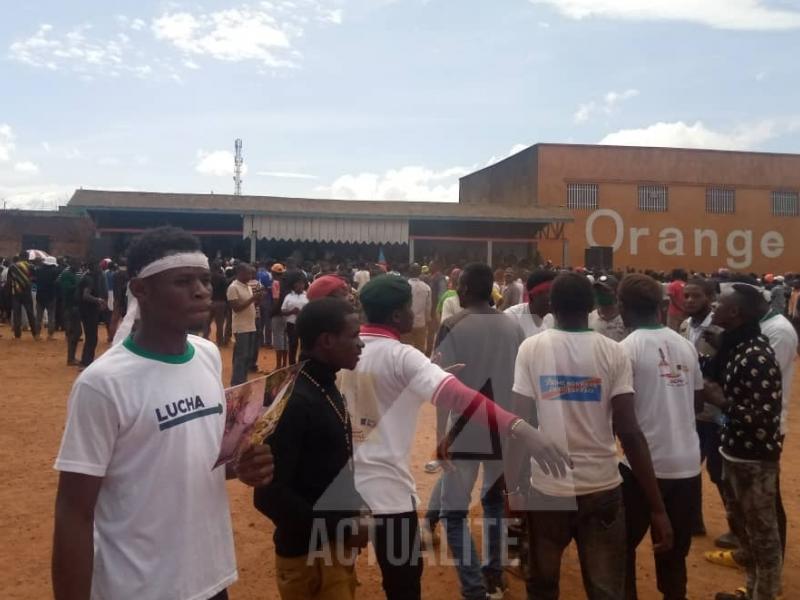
[459,144,800,273]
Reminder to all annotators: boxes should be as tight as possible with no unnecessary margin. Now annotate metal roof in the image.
[68,189,572,223]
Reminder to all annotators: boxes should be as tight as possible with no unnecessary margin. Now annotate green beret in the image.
[359,274,412,320]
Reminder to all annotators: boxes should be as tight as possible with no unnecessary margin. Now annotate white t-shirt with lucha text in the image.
[338,326,452,514]
[513,328,634,497]
[54,335,236,600]
[620,326,703,479]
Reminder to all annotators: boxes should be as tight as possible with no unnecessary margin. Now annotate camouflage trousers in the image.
[721,459,782,600]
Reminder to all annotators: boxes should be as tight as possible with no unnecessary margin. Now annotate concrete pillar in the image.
[562,238,569,267]
[409,238,415,263]
[487,240,493,266]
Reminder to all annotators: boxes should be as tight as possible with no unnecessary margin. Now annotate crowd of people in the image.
[3,227,796,600]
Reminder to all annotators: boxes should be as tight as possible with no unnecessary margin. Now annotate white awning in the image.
[248,214,409,245]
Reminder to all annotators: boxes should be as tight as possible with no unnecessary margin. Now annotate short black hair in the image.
[551,272,594,315]
[671,268,688,282]
[126,226,202,277]
[285,270,307,289]
[685,277,716,297]
[618,274,662,316]
[460,262,494,300]
[236,262,252,274]
[729,284,768,324]
[297,297,355,351]
[526,269,557,292]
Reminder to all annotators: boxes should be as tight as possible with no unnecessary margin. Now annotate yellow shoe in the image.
[704,550,745,571]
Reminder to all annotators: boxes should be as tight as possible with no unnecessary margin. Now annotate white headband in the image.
[137,252,210,279]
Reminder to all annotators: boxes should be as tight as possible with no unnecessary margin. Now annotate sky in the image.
[1,0,799,209]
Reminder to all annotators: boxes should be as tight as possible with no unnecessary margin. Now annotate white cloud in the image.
[97,156,121,166]
[195,149,249,177]
[65,147,83,160]
[317,143,529,202]
[323,9,344,24]
[597,119,800,150]
[530,0,800,30]
[574,88,639,123]
[318,166,463,202]
[257,171,318,179]
[8,23,154,78]
[41,141,51,153]
[0,124,15,162]
[14,161,40,174]
[0,183,76,210]
[152,2,343,68]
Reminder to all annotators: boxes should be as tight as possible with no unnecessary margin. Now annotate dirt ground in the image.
[1,322,797,599]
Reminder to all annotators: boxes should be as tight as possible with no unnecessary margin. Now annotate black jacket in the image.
[254,358,366,557]
[715,325,783,462]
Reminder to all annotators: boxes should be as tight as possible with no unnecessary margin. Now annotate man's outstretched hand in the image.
[514,421,572,479]
[237,444,275,487]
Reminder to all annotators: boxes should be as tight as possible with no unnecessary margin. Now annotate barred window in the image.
[771,190,799,217]
[706,187,736,214]
[638,185,668,212]
[567,183,598,210]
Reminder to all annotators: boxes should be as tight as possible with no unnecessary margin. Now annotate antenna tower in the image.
[233,138,243,195]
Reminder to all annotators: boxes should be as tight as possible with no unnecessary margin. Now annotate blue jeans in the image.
[526,485,625,600]
[425,475,443,530]
[440,460,505,600]
[231,331,257,386]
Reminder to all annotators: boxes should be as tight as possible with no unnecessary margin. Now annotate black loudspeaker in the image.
[585,246,613,271]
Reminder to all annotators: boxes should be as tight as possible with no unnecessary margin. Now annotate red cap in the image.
[307,275,349,300]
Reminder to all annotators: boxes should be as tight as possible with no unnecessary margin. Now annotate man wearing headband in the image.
[504,269,556,338]
[53,227,274,600]
[338,275,571,600]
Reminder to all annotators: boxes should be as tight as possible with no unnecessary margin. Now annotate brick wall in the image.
[0,210,95,259]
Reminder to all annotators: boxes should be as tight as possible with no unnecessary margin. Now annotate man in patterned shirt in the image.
[705,284,783,600]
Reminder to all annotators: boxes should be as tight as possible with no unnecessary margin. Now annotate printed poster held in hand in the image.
[214,362,305,469]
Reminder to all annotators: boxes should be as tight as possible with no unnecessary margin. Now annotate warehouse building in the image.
[461,143,800,273]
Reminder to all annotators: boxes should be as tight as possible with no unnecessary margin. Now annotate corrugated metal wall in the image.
[249,215,409,244]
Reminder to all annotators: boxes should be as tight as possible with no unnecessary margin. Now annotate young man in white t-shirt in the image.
[338,275,570,600]
[507,272,672,600]
[680,277,727,541]
[504,269,556,338]
[281,271,309,365]
[617,274,705,600]
[227,262,263,386]
[52,227,274,600]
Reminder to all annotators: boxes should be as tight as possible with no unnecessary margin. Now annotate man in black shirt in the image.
[706,284,783,600]
[254,297,368,600]
[204,260,229,347]
[35,257,60,339]
[77,260,108,367]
